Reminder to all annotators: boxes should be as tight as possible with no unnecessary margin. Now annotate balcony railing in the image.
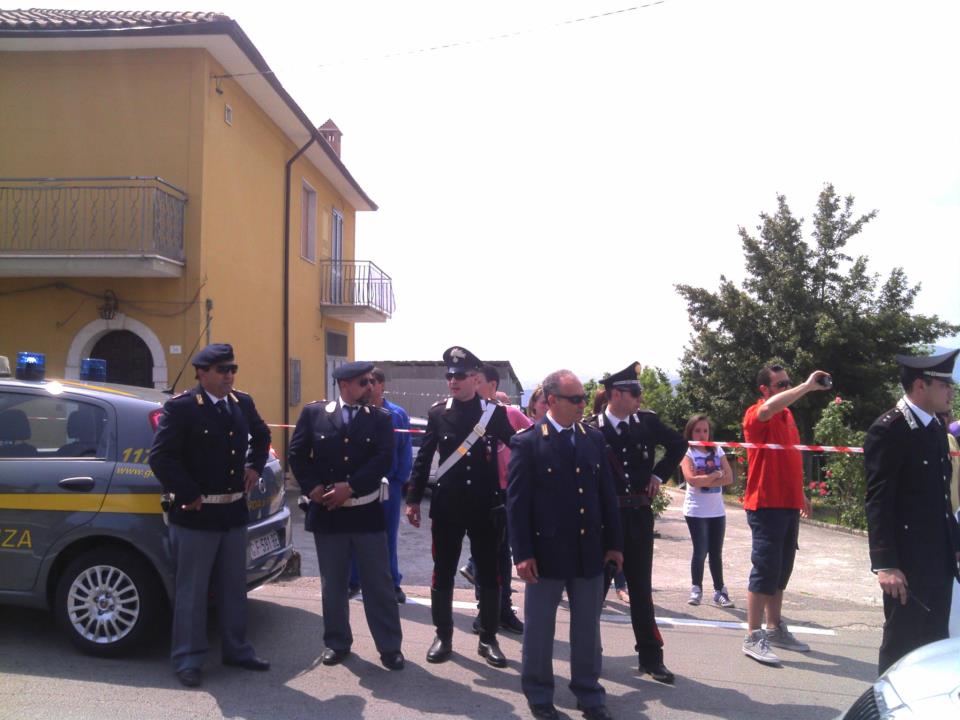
[0,177,186,277]
[319,260,395,322]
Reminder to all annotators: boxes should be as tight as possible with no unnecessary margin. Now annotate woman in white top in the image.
[681,414,735,607]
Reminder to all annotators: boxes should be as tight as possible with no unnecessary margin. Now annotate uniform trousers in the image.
[521,574,606,709]
[878,579,952,674]
[314,530,402,653]
[431,515,500,591]
[169,523,254,672]
[349,478,404,589]
[620,505,665,665]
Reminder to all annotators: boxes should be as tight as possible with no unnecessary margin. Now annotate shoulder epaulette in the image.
[325,400,338,412]
[171,389,191,400]
[515,424,534,434]
[445,398,453,410]
[634,408,656,416]
[373,405,391,415]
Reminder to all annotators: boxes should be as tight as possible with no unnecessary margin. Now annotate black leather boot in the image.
[427,588,454,663]
[477,586,507,668]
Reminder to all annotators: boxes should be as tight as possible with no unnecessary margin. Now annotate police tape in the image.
[264,425,960,455]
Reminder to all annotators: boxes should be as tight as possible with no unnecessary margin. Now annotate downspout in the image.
[282,135,317,465]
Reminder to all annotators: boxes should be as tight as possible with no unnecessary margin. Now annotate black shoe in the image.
[395,586,406,604]
[472,615,481,634]
[175,668,202,688]
[500,608,524,634]
[347,584,361,599]
[321,648,350,666]
[641,661,675,684]
[223,656,270,671]
[477,639,507,668]
[459,564,477,586]
[528,703,560,720]
[577,704,614,720]
[380,651,405,671]
[426,635,452,663]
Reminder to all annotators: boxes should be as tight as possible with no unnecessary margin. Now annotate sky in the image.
[54,0,960,390]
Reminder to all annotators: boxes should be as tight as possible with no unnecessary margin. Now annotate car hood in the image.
[884,637,960,708]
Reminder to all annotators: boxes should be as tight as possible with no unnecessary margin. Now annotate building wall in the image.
[0,49,362,448]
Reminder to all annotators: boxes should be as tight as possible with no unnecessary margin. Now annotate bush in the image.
[812,396,867,529]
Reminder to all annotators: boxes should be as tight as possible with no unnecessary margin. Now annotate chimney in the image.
[319,119,342,157]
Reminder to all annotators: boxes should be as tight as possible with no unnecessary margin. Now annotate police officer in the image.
[288,361,404,670]
[865,349,960,674]
[405,346,516,667]
[507,369,623,720]
[149,343,271,688]
[585,362,687,685]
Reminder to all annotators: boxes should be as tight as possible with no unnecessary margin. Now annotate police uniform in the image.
[287,361,403,669]
[149,343,270,685]
[406,346,516,666]
[864,349,960,674]
[506,413,623,712]
[585,362,687,683]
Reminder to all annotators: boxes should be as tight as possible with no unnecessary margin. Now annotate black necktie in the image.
[346,405,357,424]
[216,400,228,416]
[559,428,575,462]
[617,421,629,435]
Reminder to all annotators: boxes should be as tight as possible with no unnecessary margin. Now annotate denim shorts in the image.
[745,508,800,595]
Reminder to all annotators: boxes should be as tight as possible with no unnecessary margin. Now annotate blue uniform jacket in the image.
[288,400,394,534]
[149,385,270,531]
[506,418,623,580]
[383,398,413,486]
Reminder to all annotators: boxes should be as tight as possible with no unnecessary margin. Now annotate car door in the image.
[0,389,116,591]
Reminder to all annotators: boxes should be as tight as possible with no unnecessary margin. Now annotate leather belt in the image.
[342,487,382,507]
[163,492,244,505]
[617,494,651,508]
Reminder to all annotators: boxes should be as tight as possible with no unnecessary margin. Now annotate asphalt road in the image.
[0,488,889,720]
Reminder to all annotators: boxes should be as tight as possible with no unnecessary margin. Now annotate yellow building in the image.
[0,10,393,454]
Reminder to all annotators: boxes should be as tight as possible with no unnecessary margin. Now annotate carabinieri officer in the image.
[585,362,687,685]
[288,361,404,670]
[405,346,516,667]
[149,343,271,688]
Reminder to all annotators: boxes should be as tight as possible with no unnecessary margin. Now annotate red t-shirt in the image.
[742,399,804,511]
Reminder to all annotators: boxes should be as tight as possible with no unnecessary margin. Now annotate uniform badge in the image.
[325,401,337,413]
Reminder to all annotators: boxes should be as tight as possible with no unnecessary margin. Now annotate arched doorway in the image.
[90,330,154,388]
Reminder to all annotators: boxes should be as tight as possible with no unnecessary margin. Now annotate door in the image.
[90,330,153,388]
[0,390,116,591]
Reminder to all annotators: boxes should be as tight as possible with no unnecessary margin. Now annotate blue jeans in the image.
[684,515,726,590]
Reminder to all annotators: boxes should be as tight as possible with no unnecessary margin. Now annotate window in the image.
[300,181,317,262]
[0,393,109,459]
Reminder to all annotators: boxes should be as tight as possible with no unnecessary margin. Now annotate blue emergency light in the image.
[80,358,107,381]
[15,352,45,381]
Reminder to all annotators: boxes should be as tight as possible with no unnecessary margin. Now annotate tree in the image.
[675,184,957,440]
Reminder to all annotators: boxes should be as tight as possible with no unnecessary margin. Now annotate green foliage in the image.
[675,184,958,440]
[651,485,670,518]
[812,397,867,529]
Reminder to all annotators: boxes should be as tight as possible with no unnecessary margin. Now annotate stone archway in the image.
[66,314,168,390]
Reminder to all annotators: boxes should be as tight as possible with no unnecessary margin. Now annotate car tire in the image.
[54,547,162,656]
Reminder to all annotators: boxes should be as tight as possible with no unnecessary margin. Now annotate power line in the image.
[215,1,666,81]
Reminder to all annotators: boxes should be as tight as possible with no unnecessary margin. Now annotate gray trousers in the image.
[521,574,606,709]
[169,524,254,672]
[314,530,402,654]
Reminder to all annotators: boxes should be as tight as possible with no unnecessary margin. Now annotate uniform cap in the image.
[895,348,958,383]
[333,360,374,380]
[601,361,644,390]
[442,346,482,374]
[192,343,234,367]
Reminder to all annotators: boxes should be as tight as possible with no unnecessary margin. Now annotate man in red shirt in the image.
[741,363,830,665]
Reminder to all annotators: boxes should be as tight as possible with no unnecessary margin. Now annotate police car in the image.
[0,353,293,656]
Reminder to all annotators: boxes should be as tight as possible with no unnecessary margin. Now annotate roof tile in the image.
[0,9,229,29]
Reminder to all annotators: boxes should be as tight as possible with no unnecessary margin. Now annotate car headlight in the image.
[268,488,285,515]
[874,677,910,718]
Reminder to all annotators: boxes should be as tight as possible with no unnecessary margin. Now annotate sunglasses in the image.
[445,372,474,381]
[357,377,373,387]
[555,393,587,405]
[213,364,239,375]
[773,380,792,389]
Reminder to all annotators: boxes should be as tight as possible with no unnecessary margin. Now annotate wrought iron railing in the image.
[319,260,395,317]
[0,177,186,263]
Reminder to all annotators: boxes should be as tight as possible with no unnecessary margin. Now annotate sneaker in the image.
[687,586,702,606]
[712,587,735,608]
[766,620,810,652]
[459,564,476,586]
[742,629,780,665]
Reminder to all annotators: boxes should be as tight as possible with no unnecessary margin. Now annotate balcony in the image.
[319,260,395,322]
[0,177,186,278]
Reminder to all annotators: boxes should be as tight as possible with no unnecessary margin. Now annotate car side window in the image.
[0,393,109,459]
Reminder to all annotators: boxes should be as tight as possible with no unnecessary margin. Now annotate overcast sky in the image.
[57,0,960,389]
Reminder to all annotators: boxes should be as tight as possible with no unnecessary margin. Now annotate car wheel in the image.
[55,547,161,656]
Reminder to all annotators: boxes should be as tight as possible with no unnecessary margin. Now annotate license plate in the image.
[249,531,281,561]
